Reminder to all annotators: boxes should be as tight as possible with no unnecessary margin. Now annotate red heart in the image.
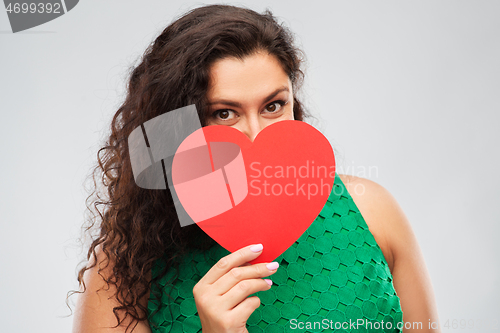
[172,120,335,264]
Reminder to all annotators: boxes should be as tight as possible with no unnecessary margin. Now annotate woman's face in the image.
[206,51,295,142]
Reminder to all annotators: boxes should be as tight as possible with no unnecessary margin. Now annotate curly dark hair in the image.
[72,4,309,332]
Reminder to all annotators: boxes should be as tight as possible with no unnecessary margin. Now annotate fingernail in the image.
[266,262,279,270]
[250,244,263,252]
[264,279,273,286]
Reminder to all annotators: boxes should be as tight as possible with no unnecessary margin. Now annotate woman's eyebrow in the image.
[207,86,289,108]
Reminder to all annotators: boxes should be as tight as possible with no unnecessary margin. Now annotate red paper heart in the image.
[172,120,335,264]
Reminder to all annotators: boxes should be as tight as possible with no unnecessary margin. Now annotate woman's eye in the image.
[219,110,230,119]
[212,109,236,121]
[264,101,285,113]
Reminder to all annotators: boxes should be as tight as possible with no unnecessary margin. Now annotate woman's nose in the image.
[240,114,265,142]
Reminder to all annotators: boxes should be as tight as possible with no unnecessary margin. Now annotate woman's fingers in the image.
[200,244,264,285]
[230,296,262,324]
[213,261,279,295]
[220,278,273,310]
[193,244,279,333]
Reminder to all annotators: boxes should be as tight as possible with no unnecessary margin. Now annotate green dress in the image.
[147,173,404,332]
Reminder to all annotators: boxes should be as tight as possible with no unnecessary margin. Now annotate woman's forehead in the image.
[207,52,292,102]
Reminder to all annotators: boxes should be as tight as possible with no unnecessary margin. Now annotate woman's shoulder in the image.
[337,174,411,273]
[72,245,152,333]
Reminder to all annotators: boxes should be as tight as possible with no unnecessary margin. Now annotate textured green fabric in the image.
[148,173,404,332]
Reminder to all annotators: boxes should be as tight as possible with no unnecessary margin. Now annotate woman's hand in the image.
[193,244,279,333]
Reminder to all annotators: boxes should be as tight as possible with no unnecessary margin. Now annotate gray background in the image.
[1,1,499,332]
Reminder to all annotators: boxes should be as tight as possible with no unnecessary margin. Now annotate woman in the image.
[72,4,440,333]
